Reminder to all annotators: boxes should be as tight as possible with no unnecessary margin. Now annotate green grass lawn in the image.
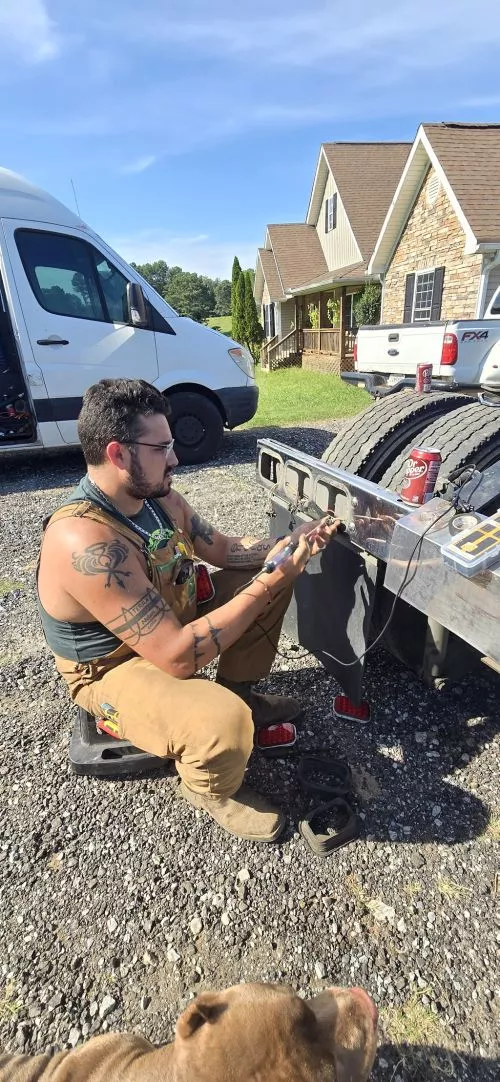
[244,366,370,428]
[206,315,232,335]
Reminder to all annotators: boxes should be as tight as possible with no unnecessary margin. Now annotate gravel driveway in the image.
[0,423,499,1081]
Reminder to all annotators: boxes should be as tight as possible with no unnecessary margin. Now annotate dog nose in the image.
[351,987,378,1028]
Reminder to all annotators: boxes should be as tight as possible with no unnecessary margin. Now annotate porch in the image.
[261,285,359,373]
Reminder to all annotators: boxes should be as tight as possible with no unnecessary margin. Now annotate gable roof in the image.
[287,260,367,295]
[423,123,500,244]
[369,123,500,273]
[257,247,283,301]
[266,223,328,292]
[307,142,411,261]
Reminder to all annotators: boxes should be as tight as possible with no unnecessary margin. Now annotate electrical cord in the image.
[236,468,477,668]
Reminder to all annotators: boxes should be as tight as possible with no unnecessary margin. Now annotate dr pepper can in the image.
[400,447,442,505]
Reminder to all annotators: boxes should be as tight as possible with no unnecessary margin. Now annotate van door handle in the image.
[37,335,69,345]
[388,349,399,356]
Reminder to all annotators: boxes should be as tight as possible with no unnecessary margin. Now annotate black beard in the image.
[126,457,172,500]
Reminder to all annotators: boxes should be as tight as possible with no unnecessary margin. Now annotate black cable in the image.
[238,471,475,668]
[322,502,452,668]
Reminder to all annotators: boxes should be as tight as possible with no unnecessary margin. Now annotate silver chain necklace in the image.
[86,475,165,541]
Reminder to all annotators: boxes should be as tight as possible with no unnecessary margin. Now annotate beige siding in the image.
[382,168,483,323]
[316,171,361,271]
[485,263,500,311]
[278,298,295,336]
[261,280,270,328]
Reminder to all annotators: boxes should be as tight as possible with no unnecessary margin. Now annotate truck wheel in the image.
[379,401,500,511]
[168,392,224,465]
[322,392,472,481]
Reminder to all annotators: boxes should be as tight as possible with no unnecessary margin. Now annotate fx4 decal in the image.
[461,330,489,342]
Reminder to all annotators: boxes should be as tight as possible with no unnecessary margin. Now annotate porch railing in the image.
[260,334,278,366]
[302,328,356,356]
[266,328,299,368]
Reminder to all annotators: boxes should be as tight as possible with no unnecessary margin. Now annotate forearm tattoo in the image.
[108,588,171,646]
[225,538,274,569]
[206,616,222,655]
[190,514,215,546]
[190,626,207,669]
[190,616,223,670]
[72,540,131,588]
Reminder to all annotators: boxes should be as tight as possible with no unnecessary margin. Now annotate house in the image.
[369,123,500,324]
[254,141,410,373]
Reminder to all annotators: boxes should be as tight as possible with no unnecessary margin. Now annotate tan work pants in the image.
[54,569,293,797]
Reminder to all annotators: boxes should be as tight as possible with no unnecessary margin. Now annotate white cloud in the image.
[0,0,61,63]
[121,154,158,174]
[108,229,257,279]
[107,1,500,72]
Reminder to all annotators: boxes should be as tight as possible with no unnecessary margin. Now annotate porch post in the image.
[340,287,347,363]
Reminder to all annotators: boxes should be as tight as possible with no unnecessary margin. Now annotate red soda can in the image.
[400,446,442,505]
[415,363,432,392]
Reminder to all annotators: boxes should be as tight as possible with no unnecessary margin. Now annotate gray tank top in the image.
[37,476,174,662]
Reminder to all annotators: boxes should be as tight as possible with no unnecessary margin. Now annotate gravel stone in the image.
[99,996,117,1021]
[1,425,499,1081]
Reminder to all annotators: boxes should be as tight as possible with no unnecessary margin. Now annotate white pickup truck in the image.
[345,287,500,397]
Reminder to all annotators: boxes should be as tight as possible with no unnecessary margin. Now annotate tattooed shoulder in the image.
[72,539,131,589]
[190,513,215,546]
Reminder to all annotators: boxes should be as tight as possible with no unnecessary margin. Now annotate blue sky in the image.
[1,0,500,278]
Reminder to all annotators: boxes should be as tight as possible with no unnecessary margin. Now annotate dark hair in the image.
[77,378,171,465]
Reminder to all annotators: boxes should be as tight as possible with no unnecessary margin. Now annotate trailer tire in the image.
[168,391,224,465]
[322,392,472,481]
[379,401,500,511]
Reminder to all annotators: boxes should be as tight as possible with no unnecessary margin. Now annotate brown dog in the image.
[0,981,378,1082]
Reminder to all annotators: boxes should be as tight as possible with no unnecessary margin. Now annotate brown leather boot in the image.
[179,782,286,842]
[216,678,302,729]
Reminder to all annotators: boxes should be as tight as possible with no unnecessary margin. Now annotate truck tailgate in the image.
[356,323,445,379]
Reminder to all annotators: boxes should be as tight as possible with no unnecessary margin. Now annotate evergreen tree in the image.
[232,272,246,343]
[231,257,244,339]
[243,269,264,349]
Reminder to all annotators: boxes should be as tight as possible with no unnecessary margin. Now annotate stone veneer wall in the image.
[382,167,483,323]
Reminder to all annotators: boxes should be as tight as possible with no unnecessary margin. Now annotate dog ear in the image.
[308,989,377,1082]
[176,992,227,1040]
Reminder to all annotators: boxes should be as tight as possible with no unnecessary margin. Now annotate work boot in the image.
[216,678,302,729]
[179,781,286,842]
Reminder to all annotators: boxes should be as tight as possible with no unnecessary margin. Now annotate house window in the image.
[263,303,275,338]
[413,270,435,321]
[403,266,445,323]
[324,193,337,233]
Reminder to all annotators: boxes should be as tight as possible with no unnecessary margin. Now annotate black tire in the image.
[379,401,500,511]
[322,391,472,481]
[168,392,224,465]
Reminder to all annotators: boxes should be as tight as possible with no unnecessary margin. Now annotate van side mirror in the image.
[127,282,149,328]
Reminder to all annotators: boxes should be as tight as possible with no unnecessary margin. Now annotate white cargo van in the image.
[0,168,257,464]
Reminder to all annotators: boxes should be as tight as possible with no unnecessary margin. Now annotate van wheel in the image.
[168,392,224,465]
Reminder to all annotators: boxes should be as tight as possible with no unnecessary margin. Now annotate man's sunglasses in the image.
[127,439,176,454]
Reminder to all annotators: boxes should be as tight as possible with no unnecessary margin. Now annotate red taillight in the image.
[441,332,458,365]
[353,338,358,367]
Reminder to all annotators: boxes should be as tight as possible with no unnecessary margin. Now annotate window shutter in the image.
[403,274,415,323]
[332,193,337,229]
[270,303,276,338]
[325,199,329,233]
[430,266,445,320]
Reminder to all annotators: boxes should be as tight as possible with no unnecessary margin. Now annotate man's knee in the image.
[206,691,254,761]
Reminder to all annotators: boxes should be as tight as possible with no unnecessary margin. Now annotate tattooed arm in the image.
[175,495,275,569]
[47,519,310,679]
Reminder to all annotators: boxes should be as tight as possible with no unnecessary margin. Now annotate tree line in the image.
[131,257,264,354]
[130,260,231,323]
